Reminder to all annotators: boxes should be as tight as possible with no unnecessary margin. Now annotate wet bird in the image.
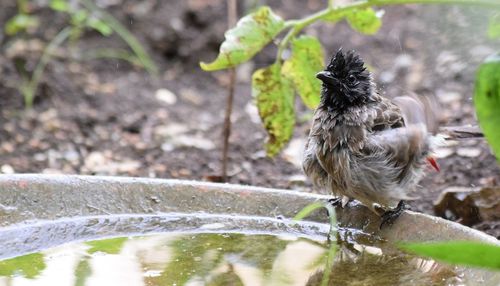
[303,49,439,227]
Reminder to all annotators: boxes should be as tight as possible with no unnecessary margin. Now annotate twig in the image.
[222,0,237,182]
[439,125,484,139]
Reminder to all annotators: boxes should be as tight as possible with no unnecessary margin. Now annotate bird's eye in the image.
[347,75,356,83]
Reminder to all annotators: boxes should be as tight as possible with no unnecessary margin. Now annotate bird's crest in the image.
[327,48,366,76]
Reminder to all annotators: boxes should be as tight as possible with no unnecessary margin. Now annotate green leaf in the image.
[200,6,285,71]
[346,8,383,35]
[0,253,46,278]
[50,0,69,12]
[5,14,39,35]
[282,36,323,109]
[86,237,128,254]
[400,241,500,270]
[86,17,113,36]
[253,64,295,156]
[474,54,500,162]
[488,13,500,39]
[293,202,325,221]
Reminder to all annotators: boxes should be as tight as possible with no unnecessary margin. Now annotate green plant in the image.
[474,54,500,163]
[399,241,500,270]
[5,0,157,108]
[293,202,337,286]
[201,0,500,156]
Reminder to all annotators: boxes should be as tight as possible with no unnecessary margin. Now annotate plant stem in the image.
[81,48,143,66]
[79,0,158,75]
[222,0,237,181]
[24,26,72,108]
[277,0,500,64]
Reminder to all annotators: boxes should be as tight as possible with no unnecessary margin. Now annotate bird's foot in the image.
[327,197,342,207]
[379,201,409,229]
[328,196,351,208]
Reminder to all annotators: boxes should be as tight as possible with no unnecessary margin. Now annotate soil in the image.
[0,1,499,238]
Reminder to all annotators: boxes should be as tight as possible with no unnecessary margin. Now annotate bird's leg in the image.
[379,200,409,229]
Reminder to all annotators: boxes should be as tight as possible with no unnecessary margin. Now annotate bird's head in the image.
[316,49,373,110]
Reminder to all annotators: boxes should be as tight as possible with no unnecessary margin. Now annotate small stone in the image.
[155,88,177,105]
[456,147,481,158]
[42,168,63,174]
[244,102,261,124]
[34,153,47,161]
[379,71,395,84]
[161,143,175,152]
[236,62,254,83]
[436,89,462,104]
[172,135,215,150]
[179,88,203,106]
[64,150,80,162]
[115,160,141,173]
[282,138,305,168]
[434,147,454,159]
[150,196,161,203]
[251,150,267,160]
[154,123,189,138]
[0,165,14,174]
[1,142,14,153]
[84,152,107,172]
[394,54,413,69]
[178,168,192,176]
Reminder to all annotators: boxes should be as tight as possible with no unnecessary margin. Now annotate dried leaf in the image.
[200,7,285,71]
[253,64,295,156]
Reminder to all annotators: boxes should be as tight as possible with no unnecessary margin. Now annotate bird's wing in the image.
[302,135,329,188]
[362,96,430,182]
[393,94,440,134]
[369,97,405,131]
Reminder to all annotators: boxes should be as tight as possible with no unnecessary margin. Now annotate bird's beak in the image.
[316,71,338,86]
[427,157,440,172]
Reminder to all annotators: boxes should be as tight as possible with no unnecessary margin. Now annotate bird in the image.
[302,49,439,227]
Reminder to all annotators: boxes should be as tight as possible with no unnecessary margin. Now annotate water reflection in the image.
[0,233,467,286]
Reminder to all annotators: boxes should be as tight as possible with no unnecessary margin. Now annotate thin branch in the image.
[439,125,484,139]
[277,0,500,66]
[222,0,237,181]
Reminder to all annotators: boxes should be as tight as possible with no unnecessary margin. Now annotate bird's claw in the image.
[379,201,408,229]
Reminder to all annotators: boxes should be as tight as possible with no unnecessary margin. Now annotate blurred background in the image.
[0,0,498,237]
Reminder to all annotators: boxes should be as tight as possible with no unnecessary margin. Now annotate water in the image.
[0,212,494,285]
[0,233,468,285]
[0,231,466,286]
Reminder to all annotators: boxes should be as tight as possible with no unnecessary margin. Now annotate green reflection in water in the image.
[86,237,128,254]
[0,253,46,278]
[153,233,290,285]
[74,258,92,286]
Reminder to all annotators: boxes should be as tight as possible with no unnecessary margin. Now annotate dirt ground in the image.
[0,1,499,237]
